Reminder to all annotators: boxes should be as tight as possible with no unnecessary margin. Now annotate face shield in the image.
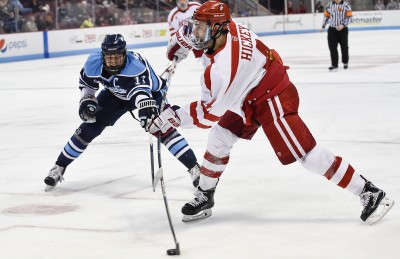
[103,52,125,75]
[182,18,212,50]
[176,0,188,10]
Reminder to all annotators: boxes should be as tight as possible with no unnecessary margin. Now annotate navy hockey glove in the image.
[79,95,98,123]
[137,98,158,132]
[149,105,181,134]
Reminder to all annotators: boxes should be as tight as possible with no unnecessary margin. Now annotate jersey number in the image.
[134,76,147,85]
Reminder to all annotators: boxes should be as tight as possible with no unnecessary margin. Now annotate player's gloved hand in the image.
[137,98,158,132]
[79,95,98,123]
[167,27,193,62]
[149,105,181,134]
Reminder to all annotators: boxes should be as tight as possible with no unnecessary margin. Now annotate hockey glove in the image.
[167,27,193,63]
[79,95,98,123]
[149,105,181,134]
[137,98,158,132]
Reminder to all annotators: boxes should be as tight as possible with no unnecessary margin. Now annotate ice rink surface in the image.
[1,30,400,259]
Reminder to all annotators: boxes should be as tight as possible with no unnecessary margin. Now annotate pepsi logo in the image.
[0,39,7,53]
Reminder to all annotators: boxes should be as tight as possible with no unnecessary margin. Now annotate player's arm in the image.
[126,59,161,131]
[320,4,331,31]
[78,68,100,122]
[150,66,229,133]
[343,3,353,26]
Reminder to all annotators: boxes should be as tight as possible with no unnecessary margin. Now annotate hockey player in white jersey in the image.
[44,34,200,191]
[149,1,394,224]
[167,0,203,60]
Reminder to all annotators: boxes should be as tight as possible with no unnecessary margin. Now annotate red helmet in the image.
[193,1,231,28]
[182,1,231,50]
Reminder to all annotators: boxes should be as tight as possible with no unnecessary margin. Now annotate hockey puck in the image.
[166,249,179,256]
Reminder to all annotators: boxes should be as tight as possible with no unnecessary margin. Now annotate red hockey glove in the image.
[149,106,181,134]
[166,27,193,62]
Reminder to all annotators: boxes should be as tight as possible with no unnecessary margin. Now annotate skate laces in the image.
[188,189,208,206]
[49,166,64,182]
[360,191,372,207]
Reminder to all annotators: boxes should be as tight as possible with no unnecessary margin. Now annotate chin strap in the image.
[206,21,230,55]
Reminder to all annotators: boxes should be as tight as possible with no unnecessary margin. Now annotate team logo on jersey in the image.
[0,39,7,53]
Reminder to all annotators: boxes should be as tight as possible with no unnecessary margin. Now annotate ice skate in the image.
[182,187,215,222]
[44,164,65,191]
[359,181,394,225]
[188,163,200,187]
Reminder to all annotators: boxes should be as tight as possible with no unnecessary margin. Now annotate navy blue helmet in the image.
[101,34,127,75]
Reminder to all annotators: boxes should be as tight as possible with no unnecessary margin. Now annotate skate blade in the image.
[367,197,395,225]
[182,209,212,222]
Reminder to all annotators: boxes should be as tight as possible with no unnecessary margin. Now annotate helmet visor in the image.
[183,18,212,50]
[176,0,188,10]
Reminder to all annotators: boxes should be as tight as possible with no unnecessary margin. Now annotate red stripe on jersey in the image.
[338,163,355,188]
[201,102,220,122]
[204,151,230,165]
[201,166,223,178]
[204,65,212,92]
[190,102,212,129]
[324,156,342,180]
[227,21,240,93]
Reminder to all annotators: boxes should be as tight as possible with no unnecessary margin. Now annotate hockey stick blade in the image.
[182,209,212,222]
[152,167,163,192]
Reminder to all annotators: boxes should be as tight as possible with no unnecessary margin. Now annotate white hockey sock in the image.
[199,174,219,190]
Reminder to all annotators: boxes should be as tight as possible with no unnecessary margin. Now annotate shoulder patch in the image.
[119,52,147,76]
[83,52,103,77]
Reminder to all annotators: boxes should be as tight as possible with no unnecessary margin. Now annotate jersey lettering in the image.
[238,24,253,61]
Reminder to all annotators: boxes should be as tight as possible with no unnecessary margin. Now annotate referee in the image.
[320,0,353,70]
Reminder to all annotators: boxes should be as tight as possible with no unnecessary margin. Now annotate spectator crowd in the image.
[1,0,399,34]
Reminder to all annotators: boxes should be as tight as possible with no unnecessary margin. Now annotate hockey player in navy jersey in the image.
[44,34,200,190]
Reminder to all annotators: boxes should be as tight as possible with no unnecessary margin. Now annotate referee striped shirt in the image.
[322,0,352,28]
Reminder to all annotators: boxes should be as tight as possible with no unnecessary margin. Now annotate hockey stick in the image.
[153,58,180,256]
[127,59,177,191]
[152,58,178,190]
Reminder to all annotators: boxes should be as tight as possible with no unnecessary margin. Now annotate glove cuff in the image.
[79,95,98,105]
[138,98,157,109]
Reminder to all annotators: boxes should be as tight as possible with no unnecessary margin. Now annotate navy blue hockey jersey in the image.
[79,51,167,101]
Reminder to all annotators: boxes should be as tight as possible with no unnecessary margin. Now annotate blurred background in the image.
[1,0,399,34]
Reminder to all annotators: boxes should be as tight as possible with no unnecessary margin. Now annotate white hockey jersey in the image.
[177,20,278,129]
[167,1,201,36]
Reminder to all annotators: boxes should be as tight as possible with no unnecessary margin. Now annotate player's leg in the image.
[44,90,125,189]
[258,84,394,224]
[327,27,339,70]
[159,128,200,186]
[181,111,259,221]
[154,93,201,186]
[339,27,349,68]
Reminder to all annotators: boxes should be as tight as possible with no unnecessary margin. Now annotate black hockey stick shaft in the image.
[157,58,180,249]
[128,109,155,186]
[157,132,179,247]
